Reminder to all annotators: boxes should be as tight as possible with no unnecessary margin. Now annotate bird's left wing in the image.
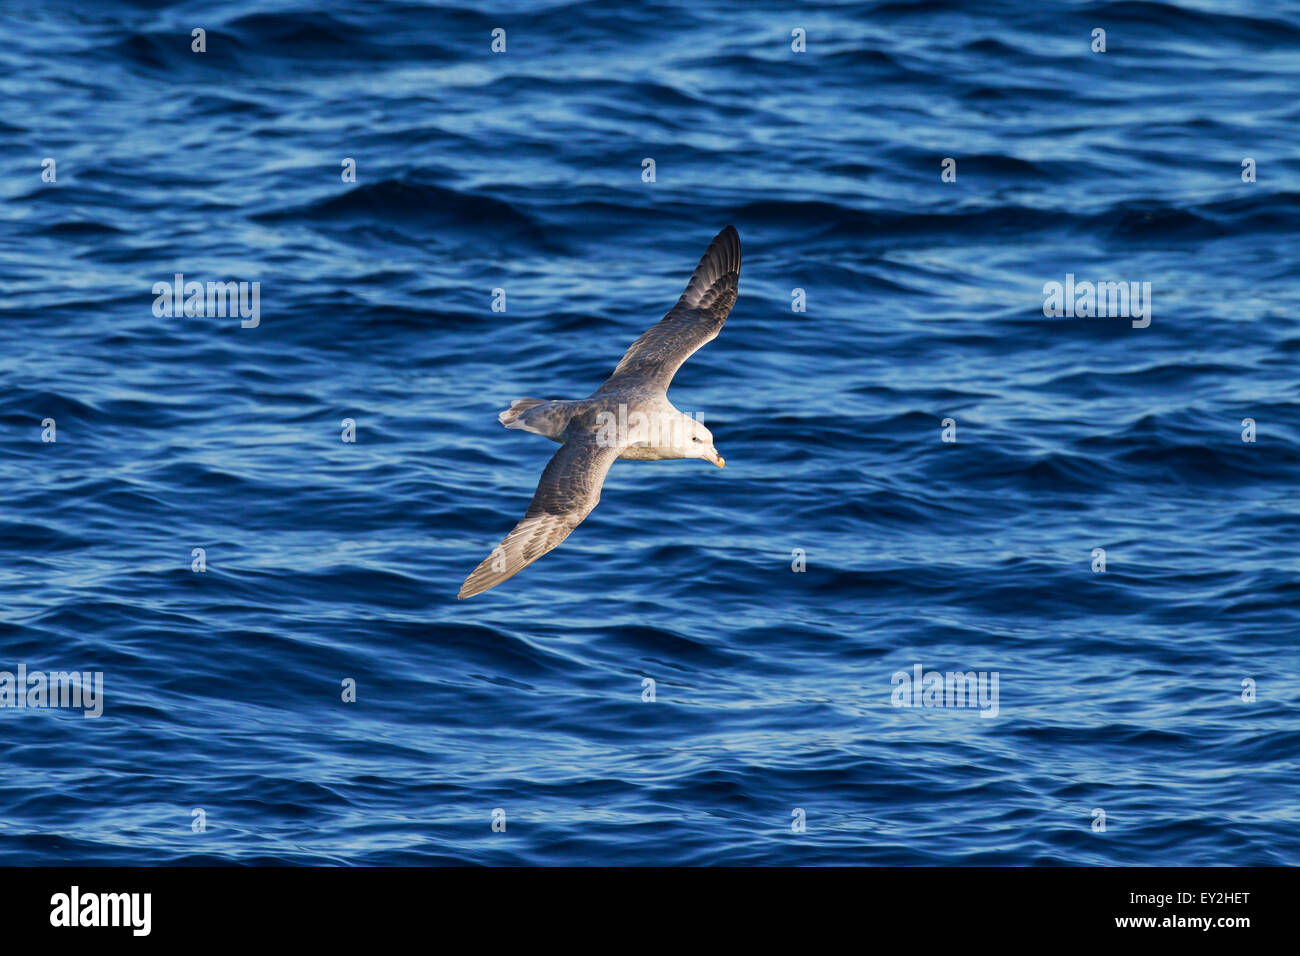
[596,224,740,395]
[459,436,621,598]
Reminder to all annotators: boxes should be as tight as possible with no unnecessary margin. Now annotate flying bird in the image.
[459,225,741,599]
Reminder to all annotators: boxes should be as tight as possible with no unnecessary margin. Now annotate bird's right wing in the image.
[459,436,621,598]
[596,225,740,395]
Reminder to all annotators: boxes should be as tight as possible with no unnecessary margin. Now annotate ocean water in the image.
[1,0,1298,866]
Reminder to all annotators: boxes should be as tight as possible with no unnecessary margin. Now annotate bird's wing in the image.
[459,436,621,598]
[596,225,740,395]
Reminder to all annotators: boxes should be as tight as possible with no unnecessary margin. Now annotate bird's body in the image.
[459,225,741,599]
[500,395,698,460]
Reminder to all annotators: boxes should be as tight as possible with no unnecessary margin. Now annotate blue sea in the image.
[1,0,1298,866]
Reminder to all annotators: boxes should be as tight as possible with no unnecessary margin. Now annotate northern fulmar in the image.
[459,225,741,599]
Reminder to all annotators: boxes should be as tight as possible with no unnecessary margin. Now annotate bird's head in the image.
[686,418,724,468]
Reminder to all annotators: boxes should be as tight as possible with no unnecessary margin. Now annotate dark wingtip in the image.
[714,224,740,272]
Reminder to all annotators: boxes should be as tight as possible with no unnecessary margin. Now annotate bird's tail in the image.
[498,397,548,429]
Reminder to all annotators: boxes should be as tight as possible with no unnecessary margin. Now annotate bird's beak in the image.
[710,451,725,468]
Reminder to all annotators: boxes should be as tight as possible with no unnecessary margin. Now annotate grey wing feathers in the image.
[598,225,740,394]
[458,438,619,598]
